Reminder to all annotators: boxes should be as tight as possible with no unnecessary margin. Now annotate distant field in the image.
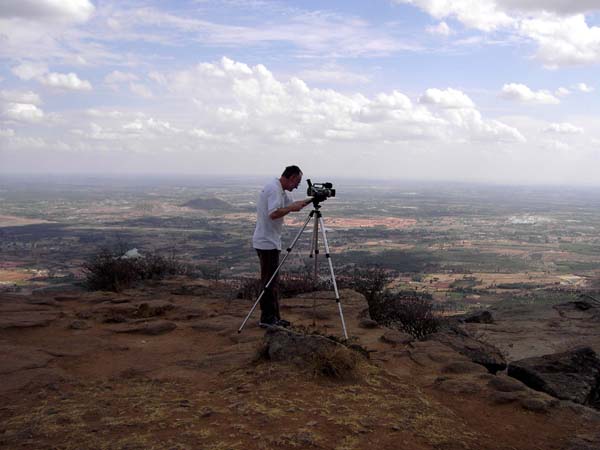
[1,176,599,304]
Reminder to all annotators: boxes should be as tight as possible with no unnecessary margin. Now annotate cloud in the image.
[297,65,370,85]
[500,83,560,104]
[162,57,523,145]
[574,82,594,92]
[129,83,153,98]
[12,62,49,81]
[419,88,475,109]
[39,72,92,90]
[0,128,16,137]
[2,102,45,122]
[0,0,95,23]
[123,117,179,134]
[544,122,584,134]
[555,87,570,96]
[395,1,514,32]
[0,89,42,105]
[426,21,452,36]
[397,1,600,67]
[12,62,92,91]
[519,14,600,68]
[104,71,139,84]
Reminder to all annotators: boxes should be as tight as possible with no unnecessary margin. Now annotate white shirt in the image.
[253,178,293,250]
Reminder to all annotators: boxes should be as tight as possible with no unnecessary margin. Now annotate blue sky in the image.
[1,0,600,184]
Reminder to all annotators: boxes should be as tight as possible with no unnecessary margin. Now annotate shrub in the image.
[83,247,187,292]
[369,291,441,339]
[342,265,392,304]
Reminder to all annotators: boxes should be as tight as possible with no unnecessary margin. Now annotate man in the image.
[253,165,310,327]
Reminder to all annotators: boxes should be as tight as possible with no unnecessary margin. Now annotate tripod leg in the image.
[238,212,314,333]
[318,216,348,340]
[311,214,319,326]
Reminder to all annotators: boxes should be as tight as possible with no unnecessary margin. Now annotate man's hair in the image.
[281,165,302,178]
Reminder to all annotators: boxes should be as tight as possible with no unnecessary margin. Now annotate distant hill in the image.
[182,197,232,210]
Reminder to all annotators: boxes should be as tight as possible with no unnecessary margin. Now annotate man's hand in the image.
[269,200,310,219]
[288,199,309,212]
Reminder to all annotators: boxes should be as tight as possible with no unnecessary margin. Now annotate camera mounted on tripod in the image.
[306,179,336,205]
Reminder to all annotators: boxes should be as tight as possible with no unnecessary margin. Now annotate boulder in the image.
[428,326,506,374]
[262,327,345,363]
[507,346,600,409]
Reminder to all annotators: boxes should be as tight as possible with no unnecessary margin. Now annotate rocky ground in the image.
[1,276,599,450]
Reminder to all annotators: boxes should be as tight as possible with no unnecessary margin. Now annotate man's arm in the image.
[269,199,311,220]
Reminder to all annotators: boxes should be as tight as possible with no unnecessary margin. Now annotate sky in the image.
[1,0,600,185]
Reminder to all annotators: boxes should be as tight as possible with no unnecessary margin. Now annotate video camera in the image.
[306,179,336,204]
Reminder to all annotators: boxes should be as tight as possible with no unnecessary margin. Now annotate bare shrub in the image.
[370,291,441,339]
[343,265,393,304]
[83,247,187,292]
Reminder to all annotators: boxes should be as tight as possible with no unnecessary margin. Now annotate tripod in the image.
[238,203,348,339]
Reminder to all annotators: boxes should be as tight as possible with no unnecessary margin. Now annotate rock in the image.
[490,391,520,405]
[519,397,556,413]
[380,330,413,345]
[359,318,378,329]
[507,346,600,409]
[69,320,91,330]
[433,376,481,394]
[0,311,59,329]
[463,310,494,324]
[428,327,506,374]
[263,327,342,362]
[442,361,487,374]
[112,320,177,335]
[487,376,527,393]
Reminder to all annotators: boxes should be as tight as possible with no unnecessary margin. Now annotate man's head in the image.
[280,165,302,191]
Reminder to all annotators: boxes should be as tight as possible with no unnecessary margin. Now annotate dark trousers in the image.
[256,249,281,322]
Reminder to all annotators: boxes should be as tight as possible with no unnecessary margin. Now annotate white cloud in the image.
[12,62,49,81]
[397,1,600,67]
[395,1,514,32]
[123,117,179,134]
[426,21,452,36]
[164,57,523,145]
[0,0,95,23]
[104,71,138,84]
[129,83,153,98]
[12,63,92,91]
[39,72,92,90]
[419,88,475,109]
[0,89,42,105]
[500,83,560,104]
[519,14,600,68]
[0,128,16,137]
[298,65,370,85]
[544,122,584,134]
[555,87,570,96]
[2,102,45,122]
[574,82,594,92]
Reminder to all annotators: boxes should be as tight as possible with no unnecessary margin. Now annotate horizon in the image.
[1,1,600,185]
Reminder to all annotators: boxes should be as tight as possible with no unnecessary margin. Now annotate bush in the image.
[369,291,441,339]
[342,265,393,304]
[83,248,187,292]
